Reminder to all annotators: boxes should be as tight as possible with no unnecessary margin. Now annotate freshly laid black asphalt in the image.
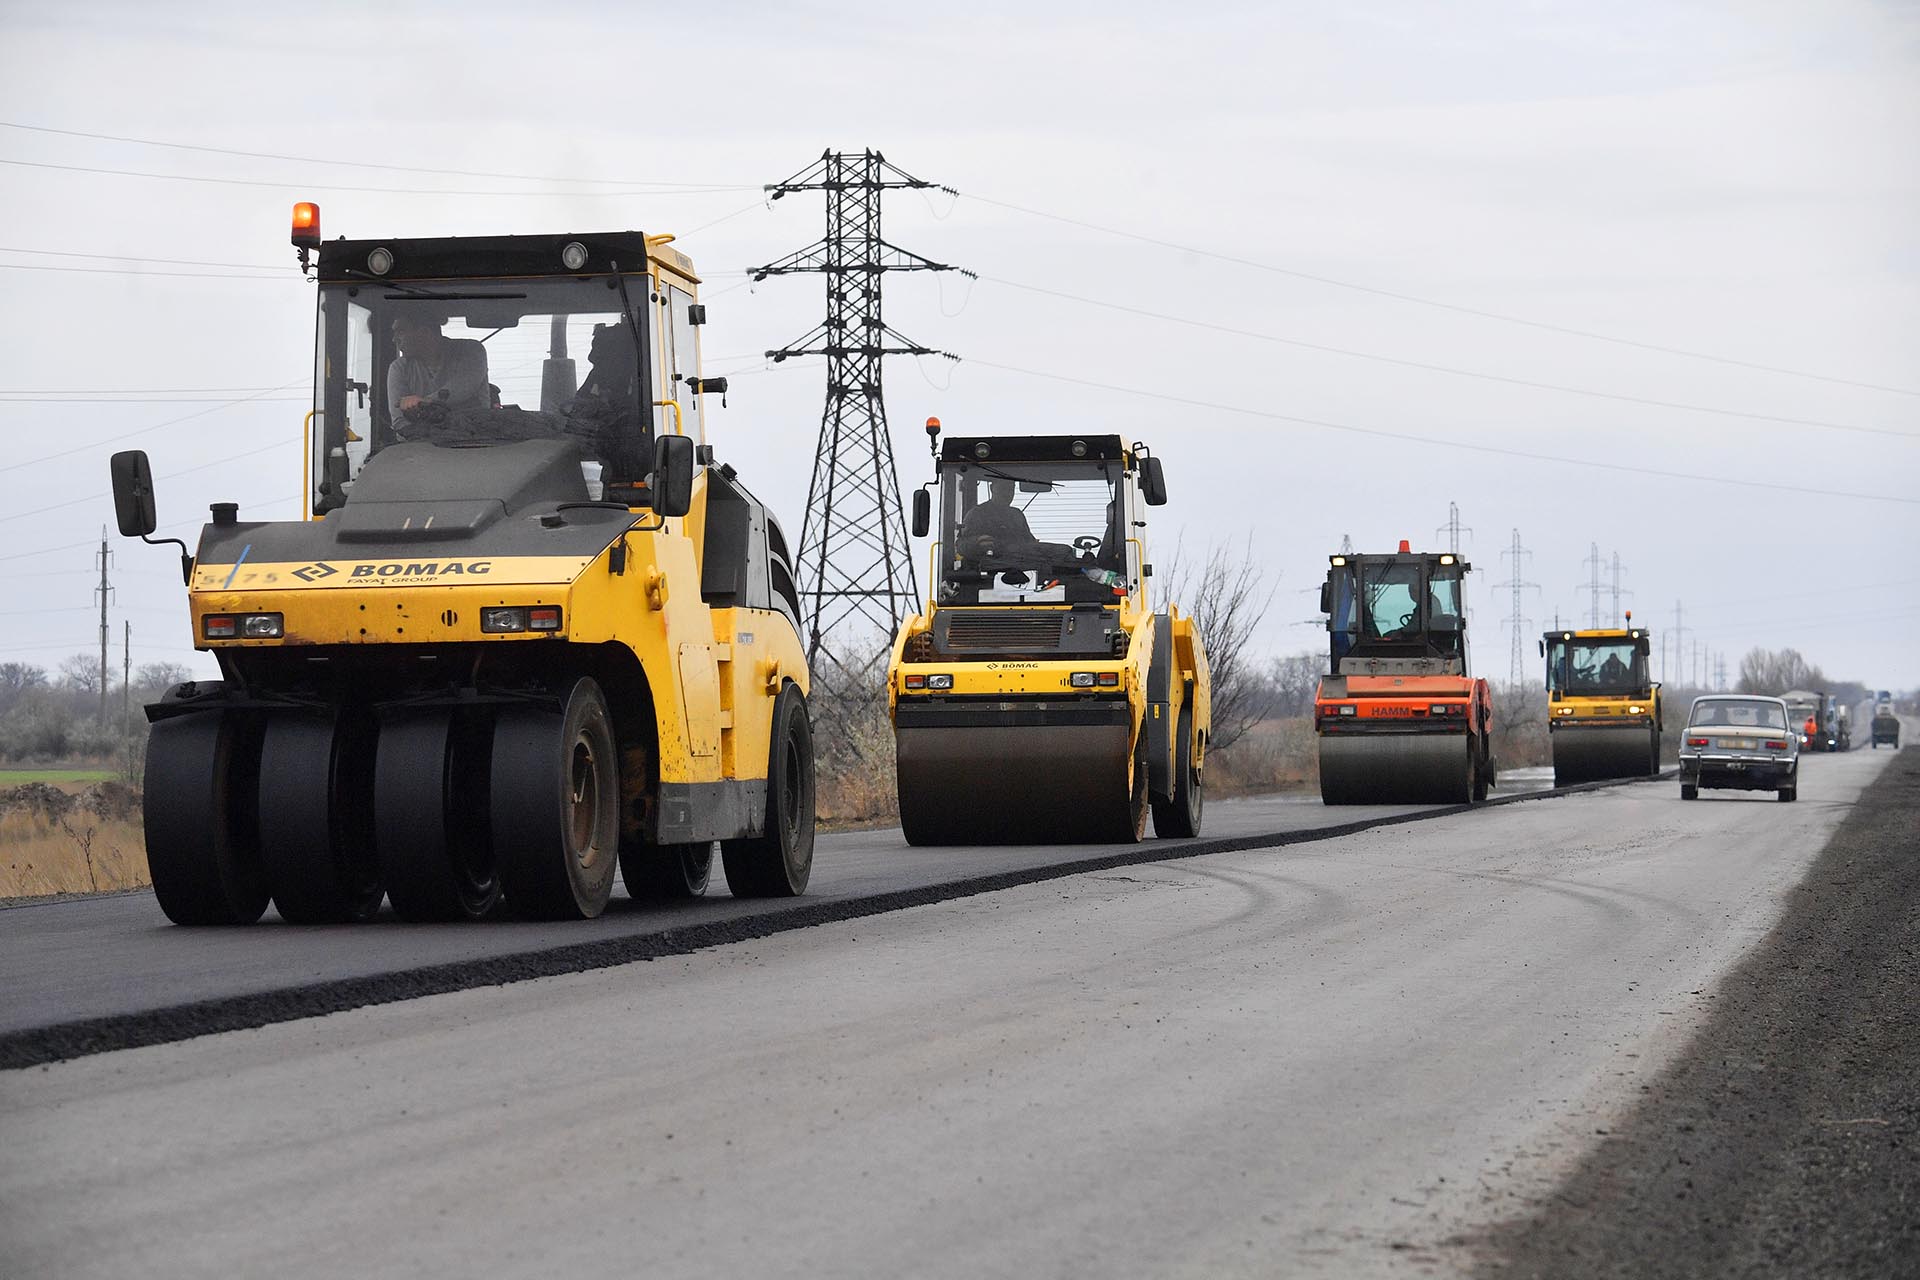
[0,768,1600,1069]
[1475,747,1920,1278]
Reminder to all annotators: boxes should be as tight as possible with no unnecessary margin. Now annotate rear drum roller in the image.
[1151,706,1202,838]
[493,679,621,920]
[621,841,713,901]
[377,709,500,922]
[259,711,383,924]
[723,686,815,897]
[144,711,269,925]
[1319,732,1474,805]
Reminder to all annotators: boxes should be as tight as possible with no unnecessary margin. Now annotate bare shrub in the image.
[1163,535,1277,751]
[807,636,901,827]
[1492,682,1551,769]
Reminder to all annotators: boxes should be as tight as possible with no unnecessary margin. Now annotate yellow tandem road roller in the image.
[887,430,1209,844]
[109,204,814,924]
[1313,543,1495,804]
[1540,621,1662,784]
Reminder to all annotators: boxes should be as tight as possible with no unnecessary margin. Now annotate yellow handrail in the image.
[653,399,684,437]
[300,409,319,520]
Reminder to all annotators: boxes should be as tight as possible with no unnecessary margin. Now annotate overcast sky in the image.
[1,0,1915,691]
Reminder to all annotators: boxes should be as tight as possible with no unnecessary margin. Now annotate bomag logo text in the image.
[350,561,494,581]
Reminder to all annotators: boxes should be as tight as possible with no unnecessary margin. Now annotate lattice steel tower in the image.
[753,150,966,668]
[1492,529,1539,686]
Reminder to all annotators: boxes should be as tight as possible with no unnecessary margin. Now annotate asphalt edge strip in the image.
[0,768,1673,1071]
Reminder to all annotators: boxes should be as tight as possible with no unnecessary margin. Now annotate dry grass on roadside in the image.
[0,782,149,900]
[1205,717,1317,797]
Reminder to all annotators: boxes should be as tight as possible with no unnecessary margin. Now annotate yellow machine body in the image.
[886,434,1209,844]
[1543,626,1662,785]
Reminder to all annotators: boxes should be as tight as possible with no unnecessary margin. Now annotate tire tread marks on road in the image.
[0,771,1662,1071]
[1474,750,1920,1279]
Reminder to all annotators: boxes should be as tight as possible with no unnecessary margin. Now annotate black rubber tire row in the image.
[143,678,815,926]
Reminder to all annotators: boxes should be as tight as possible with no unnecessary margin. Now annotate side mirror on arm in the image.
[1140,456,1168,506]
[110,450,158,537]
[1318,582,1331,614]
[911,487,930,539]
[650,434,695,518]
[108,448,194,584]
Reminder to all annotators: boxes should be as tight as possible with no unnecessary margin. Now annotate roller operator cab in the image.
[887,431,1210,845]
[109,204,815,926]
[1313,544,1495,804]
[1540,623,1662,785]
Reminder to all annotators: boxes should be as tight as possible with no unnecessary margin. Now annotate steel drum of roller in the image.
[896,720,1140,845]
[1551,723,1658,786]
[1318,730,1474,805]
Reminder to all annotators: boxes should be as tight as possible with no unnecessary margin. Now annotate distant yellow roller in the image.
[1541,622,1662,785]
[888,429,1210,845]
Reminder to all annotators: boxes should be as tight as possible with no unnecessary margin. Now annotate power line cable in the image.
[961,192,1920,399]
[0,156,757,197]
[0,245,282,271]
[958,356,1920,507]
[0,380,307,475]
[0,262,291,280]
[977,274,1917,441]
[0,120,747,188]
[0,438,291,527]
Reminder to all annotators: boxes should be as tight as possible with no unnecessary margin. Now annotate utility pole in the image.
[1608,551,1631,626]
[122,621,133,781]
[94,526,113,726]
[1714,650,1726,691]
[1339,533,1354,556]
[753,150,968,671]
[1578,542,1604,629]
[1492,528,1539,686]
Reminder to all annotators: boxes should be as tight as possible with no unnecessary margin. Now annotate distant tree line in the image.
[1734,647,1866,706]
[0,656,190,764]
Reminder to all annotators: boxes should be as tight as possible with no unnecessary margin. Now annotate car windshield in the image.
[1547,638,1648,695]
[936,460,1128,605]
[310,276,653,513]
[1688,700,1787,730]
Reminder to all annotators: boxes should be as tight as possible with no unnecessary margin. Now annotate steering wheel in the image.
[1398,612,1416,630]
[1071,535,1103,554]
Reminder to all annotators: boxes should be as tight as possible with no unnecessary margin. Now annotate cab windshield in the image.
[310,277,652,513]
[1546,638,1649,696]
[936,460,1128,605]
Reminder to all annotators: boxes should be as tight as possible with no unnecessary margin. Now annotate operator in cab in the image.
[958,477,1036,551]
[388,310,491,419]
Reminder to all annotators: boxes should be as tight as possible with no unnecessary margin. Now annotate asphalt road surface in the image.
[0,767,1560,1050]
[0,749,1906,1278]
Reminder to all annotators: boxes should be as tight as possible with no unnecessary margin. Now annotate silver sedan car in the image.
[1678,694,1799,802]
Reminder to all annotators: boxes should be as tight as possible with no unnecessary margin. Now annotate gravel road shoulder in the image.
[1475,747,1920,1278]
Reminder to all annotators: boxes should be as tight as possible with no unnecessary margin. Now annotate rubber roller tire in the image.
[144,711,269,926]
[492,679,622,920]
[258,711,383,924]
[722,686,815,897]
[377,709,501,922]
[1150,706,1202,839]
[621,841,713,901]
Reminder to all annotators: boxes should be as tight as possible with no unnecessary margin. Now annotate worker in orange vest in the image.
[1803,714,1819,744]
